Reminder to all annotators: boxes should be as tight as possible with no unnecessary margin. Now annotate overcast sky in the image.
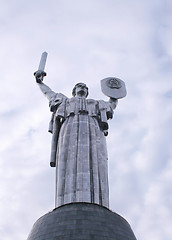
[0,0,172,239]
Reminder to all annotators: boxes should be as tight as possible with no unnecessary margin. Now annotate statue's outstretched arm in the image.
[109,97,118,110]
[37,82,56,101]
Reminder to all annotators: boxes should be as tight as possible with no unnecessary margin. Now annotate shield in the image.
[101,77,127,99]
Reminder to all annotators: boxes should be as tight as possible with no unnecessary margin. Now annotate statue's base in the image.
[27,202,137,240]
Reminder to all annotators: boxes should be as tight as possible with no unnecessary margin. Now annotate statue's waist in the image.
[57,110,98,118]
[67,111,97,117]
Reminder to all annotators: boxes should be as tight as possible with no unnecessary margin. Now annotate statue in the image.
[34,53,126,208]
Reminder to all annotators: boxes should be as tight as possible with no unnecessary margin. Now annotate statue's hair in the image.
[72,83,89,97]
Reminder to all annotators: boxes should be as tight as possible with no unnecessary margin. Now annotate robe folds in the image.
[49,93,116,208]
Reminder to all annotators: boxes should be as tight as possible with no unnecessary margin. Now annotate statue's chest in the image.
[65,98,98,115]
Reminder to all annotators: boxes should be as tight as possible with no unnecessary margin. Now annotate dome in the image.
[27,203,137,240]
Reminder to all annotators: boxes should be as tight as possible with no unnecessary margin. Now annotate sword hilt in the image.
[34,70,47,83]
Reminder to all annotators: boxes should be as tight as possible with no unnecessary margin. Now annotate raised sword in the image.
[34,52,48,83]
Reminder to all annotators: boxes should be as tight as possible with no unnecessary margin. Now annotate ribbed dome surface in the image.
[27,203,137,240]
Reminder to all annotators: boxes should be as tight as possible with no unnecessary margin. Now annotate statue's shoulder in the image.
[56,93,67,98]
[86,99,109,108]
[86,98,98,104]
[51,92,68,101]
[97,100,111,110]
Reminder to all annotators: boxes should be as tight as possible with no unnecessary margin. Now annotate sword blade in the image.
[38,52,48,71]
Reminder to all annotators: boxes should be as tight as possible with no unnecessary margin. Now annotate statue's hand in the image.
[109,97,118,102]
[109,97,118,110]
[34,70,47,83]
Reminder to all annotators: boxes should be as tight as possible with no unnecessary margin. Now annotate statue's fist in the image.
[34,70,47,83]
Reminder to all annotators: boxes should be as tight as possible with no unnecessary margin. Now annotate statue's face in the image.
[75,83,88,97]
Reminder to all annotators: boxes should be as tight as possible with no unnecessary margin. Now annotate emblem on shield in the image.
[101,77,127,99]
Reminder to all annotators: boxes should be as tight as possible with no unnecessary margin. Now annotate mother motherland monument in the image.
[27,52,137,240]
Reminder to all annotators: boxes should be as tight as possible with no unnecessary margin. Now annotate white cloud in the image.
[0,0,172,240]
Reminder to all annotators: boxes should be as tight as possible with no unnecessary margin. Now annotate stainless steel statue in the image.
[34,53,126,208]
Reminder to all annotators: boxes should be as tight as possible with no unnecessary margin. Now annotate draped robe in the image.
[47,93,117,208]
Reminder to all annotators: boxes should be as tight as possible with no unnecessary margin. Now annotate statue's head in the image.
[72,83,89,97]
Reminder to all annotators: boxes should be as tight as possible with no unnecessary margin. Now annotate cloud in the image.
[0,1,172,240]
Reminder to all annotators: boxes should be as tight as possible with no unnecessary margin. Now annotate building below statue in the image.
[27,202,137,240]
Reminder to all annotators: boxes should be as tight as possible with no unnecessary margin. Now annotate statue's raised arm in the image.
[34,53,66,113]
[35,76,55,99]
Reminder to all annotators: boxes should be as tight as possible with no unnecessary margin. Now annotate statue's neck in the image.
[75,94,86,98]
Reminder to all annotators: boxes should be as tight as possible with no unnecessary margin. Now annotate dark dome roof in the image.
[27,202,137,240]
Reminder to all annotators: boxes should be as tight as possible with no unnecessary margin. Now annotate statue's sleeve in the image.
[49,93,67,112]
[106,98,118,119]
[98,99,118,121]
[98,99,118,135]
[37,82,56,100]
[48,94,67,132]
[37,82,67,112]
[109,98,118,111]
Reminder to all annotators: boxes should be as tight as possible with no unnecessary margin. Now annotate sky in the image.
[0,0,172,239]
